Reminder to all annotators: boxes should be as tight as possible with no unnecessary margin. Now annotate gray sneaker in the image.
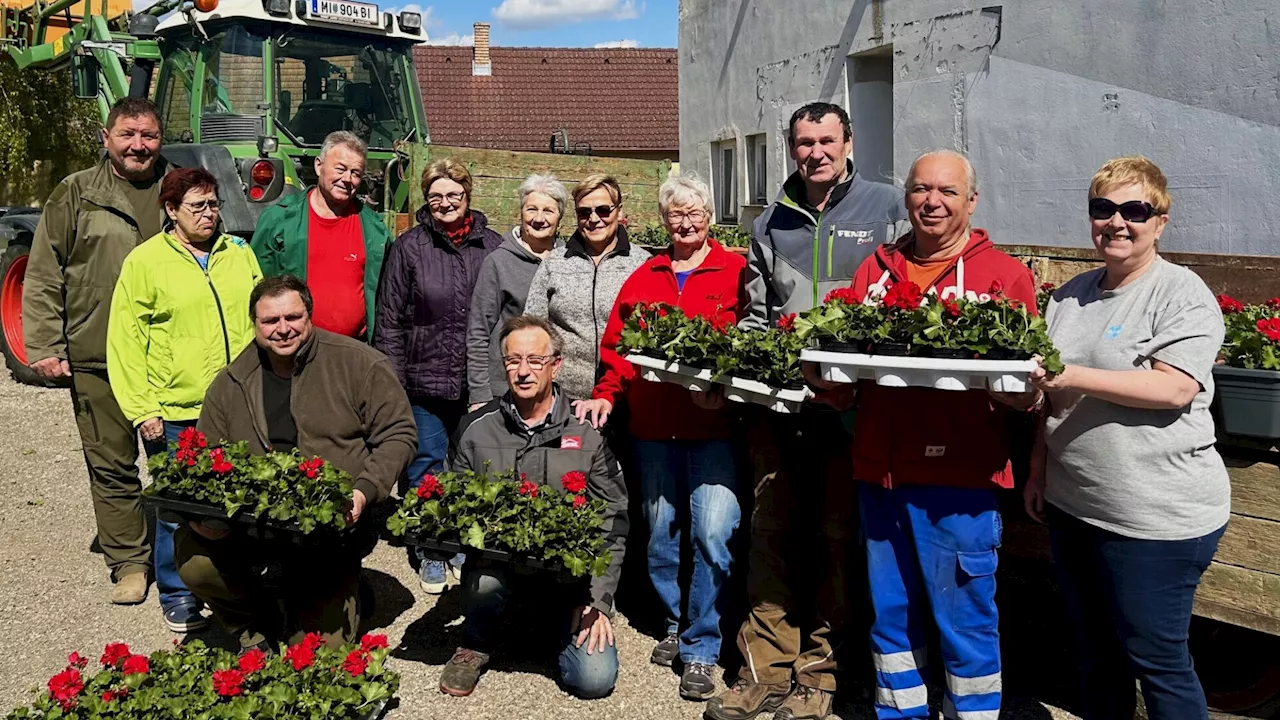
[439,647,490,697]
[680,662,717,700]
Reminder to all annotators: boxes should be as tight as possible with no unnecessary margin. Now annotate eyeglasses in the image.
[1088,198,1158,223]
[665,209,708,224]
[427,191,466,206]
[575,204,616,221]
[181,200,221,214]
[502,353,559,370]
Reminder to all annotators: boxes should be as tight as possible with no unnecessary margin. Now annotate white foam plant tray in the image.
[800,349,1037,393]
[625,354,812,414]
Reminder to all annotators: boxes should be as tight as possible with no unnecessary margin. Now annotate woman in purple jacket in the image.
[374,158,502,592]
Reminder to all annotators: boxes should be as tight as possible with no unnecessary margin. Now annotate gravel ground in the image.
[0,371,1084,719]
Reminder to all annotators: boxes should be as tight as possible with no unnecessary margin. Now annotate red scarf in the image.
[443,214,474,246]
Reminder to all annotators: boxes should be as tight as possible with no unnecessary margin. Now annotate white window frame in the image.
[713,140,738,223]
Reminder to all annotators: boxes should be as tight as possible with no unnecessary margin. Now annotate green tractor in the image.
[0,0,430,384]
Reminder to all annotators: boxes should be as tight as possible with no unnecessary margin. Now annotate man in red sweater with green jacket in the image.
[844,150,1041,720]
[250,131,392,342]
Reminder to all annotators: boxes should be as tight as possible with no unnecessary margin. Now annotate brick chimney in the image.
[472,22,492,76]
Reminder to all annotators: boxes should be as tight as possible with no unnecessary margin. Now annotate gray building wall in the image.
[678,0,1280,255]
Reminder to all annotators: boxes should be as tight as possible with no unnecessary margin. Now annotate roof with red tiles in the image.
[414,46,679,154]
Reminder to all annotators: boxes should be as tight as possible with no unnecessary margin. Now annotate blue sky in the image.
[398,0,677,48]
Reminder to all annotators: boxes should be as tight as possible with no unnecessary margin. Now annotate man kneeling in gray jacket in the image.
[438,315,629,699]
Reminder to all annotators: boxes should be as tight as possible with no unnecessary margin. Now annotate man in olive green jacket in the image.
[23,97,170,605]
[178,275,416,649]
[250,131,392,342]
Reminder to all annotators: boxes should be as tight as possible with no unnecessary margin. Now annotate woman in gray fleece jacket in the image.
[525,174,648,400]
[466,174,569,408]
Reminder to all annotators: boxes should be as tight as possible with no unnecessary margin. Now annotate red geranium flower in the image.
[1268,297,1280,310]
[300,633,324,651]
[1217,294,1245,314]
[101,643,131,668]
[238,648,267,674]
[121,654,149,676]
[656,307,668,317]
[416,474,442,499]
[178,426,207,450]
[561,471,587,494]
[573,494,587,509]
[1258,318,1280,343]
[47,668,83,710]
[823,286,860,305]
[176,447,198,467]
[941,299,962,318]
[360,634,389,652]
[298,457,324,479]
[67,652,87,669]
[284,642,316,671]
[101,689,127,703]
[882,281,924,311]
[777,313,797,333]
[342,649,369,677]
[1040,282,1057,293]
[212,668,245,696]
[210,448,233,475]
[1009,298,1025,311]
[637,317,649,330]
[518,480,540,498]
[988,279,1005,296]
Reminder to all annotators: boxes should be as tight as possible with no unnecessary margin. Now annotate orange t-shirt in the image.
[903,250,959,292]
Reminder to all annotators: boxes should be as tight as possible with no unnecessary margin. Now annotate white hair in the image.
[908,149,979,197]
[517,174,569,216]
[658,171,714,216]
[318,131,368,163]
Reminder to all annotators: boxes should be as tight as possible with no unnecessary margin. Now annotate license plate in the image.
[310,0,381,26]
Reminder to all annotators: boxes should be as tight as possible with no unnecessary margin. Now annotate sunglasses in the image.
[1088,198,1158,223]
[575,204,616,221]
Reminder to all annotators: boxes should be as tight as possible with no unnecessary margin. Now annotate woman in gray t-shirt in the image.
[1025,156,1228,720]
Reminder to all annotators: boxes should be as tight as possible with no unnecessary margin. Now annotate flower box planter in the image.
[800,349,1037,393]
[626,353,812,413]
[401,534,572,578]
[141,492,361,546]
[1214,365,1280,440]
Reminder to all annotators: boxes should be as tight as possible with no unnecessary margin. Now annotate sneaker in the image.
[163,602,209,633]
[650,632,680,666]
[704,677,791,720]
[439,647,490,697]
[680,662,717,701]
[774,685,833,720]
[110,573,149,605]
[420,559,448,594]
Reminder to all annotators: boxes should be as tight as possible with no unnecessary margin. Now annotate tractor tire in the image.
[0,242,68,389]
[1191,616,1280,718]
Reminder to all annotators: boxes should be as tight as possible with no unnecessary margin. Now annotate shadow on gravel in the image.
[361,568,416,632]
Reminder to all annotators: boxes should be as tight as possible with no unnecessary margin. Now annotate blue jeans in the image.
[635,439,740,666]
[460,561,619,699]
[860,483,1002,720]
[142,419,201,611]
[1048,504,1225,720]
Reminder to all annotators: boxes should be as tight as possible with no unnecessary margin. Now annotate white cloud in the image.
[493,0,638,28]
[424,32,475,45]
[594,39,640,48]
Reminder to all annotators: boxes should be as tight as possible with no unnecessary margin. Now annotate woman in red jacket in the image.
[575,173,746,702]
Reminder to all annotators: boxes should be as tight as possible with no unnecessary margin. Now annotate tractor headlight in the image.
[263,0,290,16]
[399,11,422,31]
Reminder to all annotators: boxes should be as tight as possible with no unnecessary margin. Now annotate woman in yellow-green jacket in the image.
[106,167,261,634]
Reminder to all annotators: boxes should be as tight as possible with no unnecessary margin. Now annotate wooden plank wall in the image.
[404,143,671,233]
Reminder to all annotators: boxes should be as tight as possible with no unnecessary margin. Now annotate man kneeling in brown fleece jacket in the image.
[174,275,417,650]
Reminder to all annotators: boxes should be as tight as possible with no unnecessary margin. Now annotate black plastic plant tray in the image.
[401,533,552,571]
[142,493,358,545]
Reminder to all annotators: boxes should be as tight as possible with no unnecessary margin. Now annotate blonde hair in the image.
[422,158,473,201]
[1089,156,1170,214]
[572,173,622,207]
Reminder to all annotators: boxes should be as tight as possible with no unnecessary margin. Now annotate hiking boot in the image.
[439,647,490,697]
[110,573,149,605]
[774,685,833,720]
[703,677,791,720]
[680,662,717,701]
[650,632,680,666]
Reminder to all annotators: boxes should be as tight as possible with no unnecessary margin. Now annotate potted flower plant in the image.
[143,428,355,538]
[793,287,880,353]
[1214,295,1280,439]
[385,469,613,578]
[7,636,398,719]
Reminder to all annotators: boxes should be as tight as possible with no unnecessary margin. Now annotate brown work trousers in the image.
[173,525,360,649]
[736,407,858,692]
[70,369,149,580]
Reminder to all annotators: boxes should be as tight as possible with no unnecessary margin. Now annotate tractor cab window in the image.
[156,41,198,143]
[200,26,266,116]
[272,29,411,150]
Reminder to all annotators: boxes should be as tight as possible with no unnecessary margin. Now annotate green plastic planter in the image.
[1214,365,1280,439]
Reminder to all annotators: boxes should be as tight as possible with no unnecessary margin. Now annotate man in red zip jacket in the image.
[844,150,1040,720]
[576,173,747,702]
